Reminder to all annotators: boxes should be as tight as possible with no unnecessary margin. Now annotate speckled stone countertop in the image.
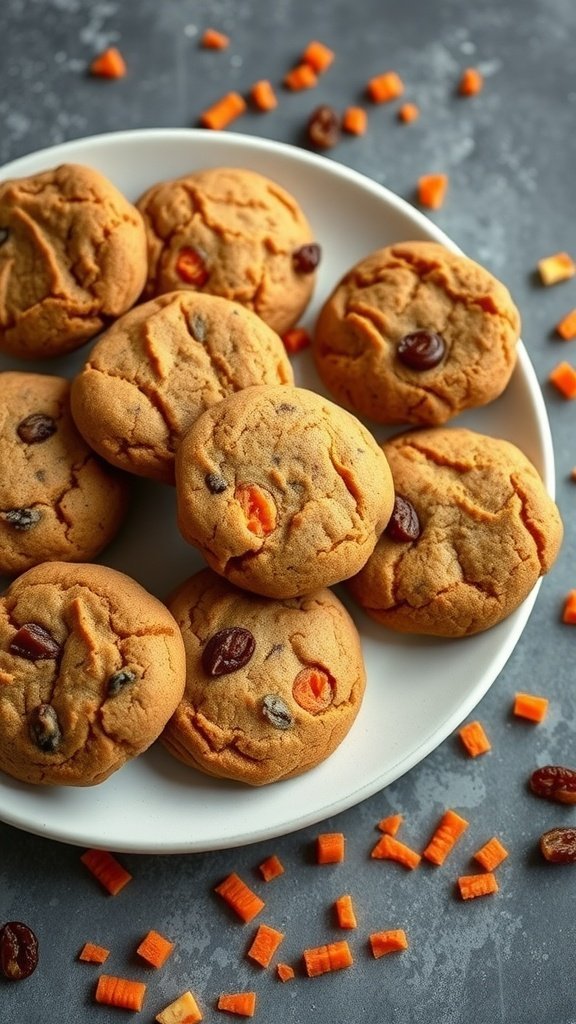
[1,2,576,1022]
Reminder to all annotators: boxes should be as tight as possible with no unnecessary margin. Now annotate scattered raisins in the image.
[385,495,421,542]
[9,623,61,661]
[29,704,62,753]
[176,247,209,287]
[261,694,294,730]
[540,826,576,863]
[0,508,42,531]
[16,413,57,444]
[107,668,136,696]
[397,329,446,370]
[292,242,322,274]
[205,472,228,494]
[0,922,39,981]
[202,627,255,676]
[530,765,576,804]
[307,105,340,149]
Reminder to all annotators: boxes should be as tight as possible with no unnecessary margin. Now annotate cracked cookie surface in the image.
[347,427,563,637]
[70,291,294,484]
[313,241,521,426]
[136,166,318,335]
[0,163,147,358]
[0,372,129,576]
[175,385,395,598]
[163,569,366,785]
[0,561,186,786]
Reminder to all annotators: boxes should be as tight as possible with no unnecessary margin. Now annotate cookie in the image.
[136,166,319,335]
[0,561,186,786]
[175,385,395,598]
[347,427,563,637]
[0,163,147,358]
[162,569,366,785]
[70,291,294,484]
[0,372,129,576]
[313,241,521,425]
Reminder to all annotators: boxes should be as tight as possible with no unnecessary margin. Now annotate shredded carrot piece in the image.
[549,361,576,398]
[562,590,576,624]
[423,809,469,866]
[369,929,409,958]
[95,975,147,1011]
[302,40,335,73]
[371,833,421,870]
[398,102,420,123]
[377,813,403,836]
[200,92,246,130]
[538,252,576,286]
[317,832,345,864]
[258,854,285,882]
[215,873,265,923]
[282,327,311,354]
[283,64,318,90]
[235,484,277,536]
[334,894,357,929]
[136,930,175,969]
[473,836,509,872]
[156,990,203,1024]
[201,28,230,50]
[250,80,278,112]
[458,720,491,757]
[293,667,333,713]
[513,692,549,723]
[217,992,256,1017]
[276,963,295,982]
[458,67,484,96]
[458,872,499,900]
[303,940,353,977]
[80,849,132,896]
[418,173,449,210]
[246,923,284,968]
[556,309,576,340]
[367,70,404,103]
[78,942,110,964]
[90,47,127,79]
[342,107,367,135]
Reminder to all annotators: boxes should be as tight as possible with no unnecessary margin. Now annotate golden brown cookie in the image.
[70,291,294,484]
[347,427,563,637]
[162,569,366,785]
[0,163,147,358]
[0,561,186,786]
[136,166,319,335]
[313,241,521,425]
[0,372,129,576]
[175,385,395,598]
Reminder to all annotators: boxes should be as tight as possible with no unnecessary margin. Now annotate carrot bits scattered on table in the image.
[417,173,449,209]
[301,40,335,73]
[200,91,246,130]
[556,309,576,340]
[80,849,132,896]
[78,942,110,964]
[458,720,492,757]
[249,80,278,111]
[334,894,358,929]
[217,992,257,1017]
[215,873,265,923]
[366,70,404,102]
[371,833,421,869]
[283,64,318,91]
[246,924,284,968]
[276,963,295,982]
[136,929,175,969]
[342,106,368,136]
[549,362,576,398]
[457,872,499,900]
[258,854,285,882]
[303,940,353,977]
[538,252,576,286]
[458,67,484,96]
[513,692,549,723]
[377,813,404,836]
[200,28,230,50]
[369,929,409,958]
[423,809,469,866]
[473,837,509,872]
[156,990,203,1024]
[95,974,147,1011]
[316,832,346,864]
[398,102,420,123]
[89,47,127,79]
[562,590,576,623]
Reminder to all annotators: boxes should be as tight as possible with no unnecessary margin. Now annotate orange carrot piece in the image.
[538,252,576,286]
[293,667,333,713]
[90,47,127,79]
[556,309,576,340]
[549,361,576,398]
[303,940,353,977]
[250,80,278,112]
[423,809,469,866]
[302,40,335,73]
[215,873,265,923]
[316,832,345,864]
[78,942,110,964]
[377,813,403,836]
[367,70,404,103]
[370,833,421,870]
[175,248,209,287]
[246,923,284,968]
[418,173,449,210]
[235,484,277,536]
[258,854,285,882]
[200,92,246,130]
[458,67,484,96]
[334,894,357,929]
[513,692,549,723]
[80,849,132,896]
[473,836,509,872]
[217,992,256,1017]
[457,872,499,900]
[201,28,230,50]
[95,975,147,1011]
[156,990,203,1024]
[282,327,311,354]
[342,107,367,135]
[562,590,576,624]
[458,720,492,757]
[136,929,175,969]
[276,963,295,982]
[398,102,420,123]
[283,64,318,90]
[369,929,409,958]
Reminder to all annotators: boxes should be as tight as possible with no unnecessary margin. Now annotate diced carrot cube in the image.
[457,872,499,900]
[369,929,409,958]
[367,70,404,103]
[458,68,484,96]
[398,102,420,123]
[283,64,318,91]
[473,837,509,872]
[342,107,367,135]
[418,173,449,210]
[200,28,230,50]
[562,590,576,624]
[513,692,549,723]
[556,309,576,340]
[302,40,335,73]
[458,720,491,757]
[549,361,576,398]
[538,252,575,286]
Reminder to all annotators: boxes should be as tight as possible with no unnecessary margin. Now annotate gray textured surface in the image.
[1,1,576,1021]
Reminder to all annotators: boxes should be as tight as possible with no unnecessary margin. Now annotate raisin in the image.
[189,313,207,342]
[385,495,420,542]
[16,413,57,444]
[397,329,446,370]
[292,242,322,274]
[0,922,39,981]
[530,765,576,804]
[540,826,576,863]
[9,623,61,661]
[0,508,42,531]
[29,704,62,752]
[202,627,255,676]
[205,472,228,494]
[176,247,209,287]
[307,105,340,149]
[261,694,294,730]
[107,668,136,696]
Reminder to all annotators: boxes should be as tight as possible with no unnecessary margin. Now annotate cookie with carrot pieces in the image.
[0,372,129,576]
[312,241,521,426]
[162,568,366,785]
[0,163,147,359]
[70,291,293,484]
[0,561,186,786]
[347,427,563,637]
[136,167,319,335]
[175,385,395,598]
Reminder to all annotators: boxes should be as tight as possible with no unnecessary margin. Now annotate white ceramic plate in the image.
[0,130,554,853]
